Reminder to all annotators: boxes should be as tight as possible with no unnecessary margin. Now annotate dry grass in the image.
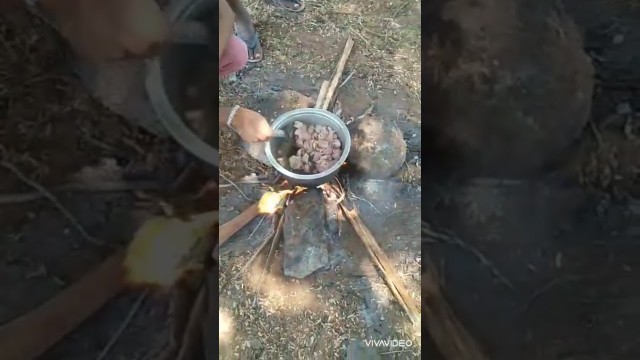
[219,249,421,359]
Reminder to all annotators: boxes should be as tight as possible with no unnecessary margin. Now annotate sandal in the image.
[234,24,264,63]
[244,32,264,63]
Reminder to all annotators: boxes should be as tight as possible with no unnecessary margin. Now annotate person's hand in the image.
[42,0,168,62]
[231,108,273,143]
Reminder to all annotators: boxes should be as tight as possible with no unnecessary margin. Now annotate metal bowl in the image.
[265,108,351,187]
[145,0,219,169]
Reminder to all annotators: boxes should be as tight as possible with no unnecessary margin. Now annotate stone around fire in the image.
[282,189,330,279]
[348,115,407,179]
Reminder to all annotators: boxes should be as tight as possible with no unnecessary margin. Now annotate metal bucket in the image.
[265,108,351,187]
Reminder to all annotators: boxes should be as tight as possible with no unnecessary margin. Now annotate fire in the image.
[257,187,306,214]
[123,211,217,288]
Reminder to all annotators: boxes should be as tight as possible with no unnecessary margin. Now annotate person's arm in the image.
[219,0,235,59]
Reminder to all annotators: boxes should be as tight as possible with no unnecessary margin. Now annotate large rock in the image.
[425,0,594,176]
[347,115,407,179]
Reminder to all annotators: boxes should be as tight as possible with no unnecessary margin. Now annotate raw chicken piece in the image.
[287,121,343,174]
[289,155,303,170]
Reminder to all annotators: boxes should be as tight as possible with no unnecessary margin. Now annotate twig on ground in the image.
[347,102,375,125]
[339,71,355,88]
[349,192,382,215]
[322,36,355,111]
[219,178,271,188]
[219,215,271,291]
[422,221,514,289]
[0,180,164,205]
[220,172,250,201]
[0,161,106,247]
[521,276,579,313]
[340,202,421,324]
[232,216,272,279]
[259,210,286,281]
[95,291,148,360]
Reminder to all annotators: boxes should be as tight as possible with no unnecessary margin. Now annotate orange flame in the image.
[257,187,306,214]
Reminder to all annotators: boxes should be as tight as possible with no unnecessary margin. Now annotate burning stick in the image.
[423,254,489,360]
[339,203,421,325]
[322,36,355,111]
[219,189,296,247]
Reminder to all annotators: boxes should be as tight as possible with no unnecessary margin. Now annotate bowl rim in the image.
[144,0,219,168]
[264,108,351,180]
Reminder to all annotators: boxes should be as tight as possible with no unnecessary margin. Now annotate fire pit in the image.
[265,108,351,187]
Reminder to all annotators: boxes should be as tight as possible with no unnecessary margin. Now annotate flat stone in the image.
[345,340,381,360]
[282,189,329,279]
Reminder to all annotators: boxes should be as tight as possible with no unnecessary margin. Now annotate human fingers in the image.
[254,117,273,142]
[118,0,169,56]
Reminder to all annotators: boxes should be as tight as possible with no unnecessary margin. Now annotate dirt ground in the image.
[424,0,640,359]
[218,0,422,359]
[0,10,183,360]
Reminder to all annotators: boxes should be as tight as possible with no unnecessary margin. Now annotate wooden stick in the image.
[0,251,125,360]
[315,81,330,109]
[176,286,206,360]
[169,285,198,351]
[322,36,355,110]
[339,204,421,324]
[423,255,489,360]
[219,202,259,245]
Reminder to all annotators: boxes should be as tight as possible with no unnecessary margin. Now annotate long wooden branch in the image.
[0,251,126,360]
[339,203,421,325]
[219,202,259,245]
[423,255,489,360]
[322,36,355,111]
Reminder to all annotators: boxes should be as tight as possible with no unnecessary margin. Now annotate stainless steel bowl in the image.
[265,108,351,187]
[145,0,219,169]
